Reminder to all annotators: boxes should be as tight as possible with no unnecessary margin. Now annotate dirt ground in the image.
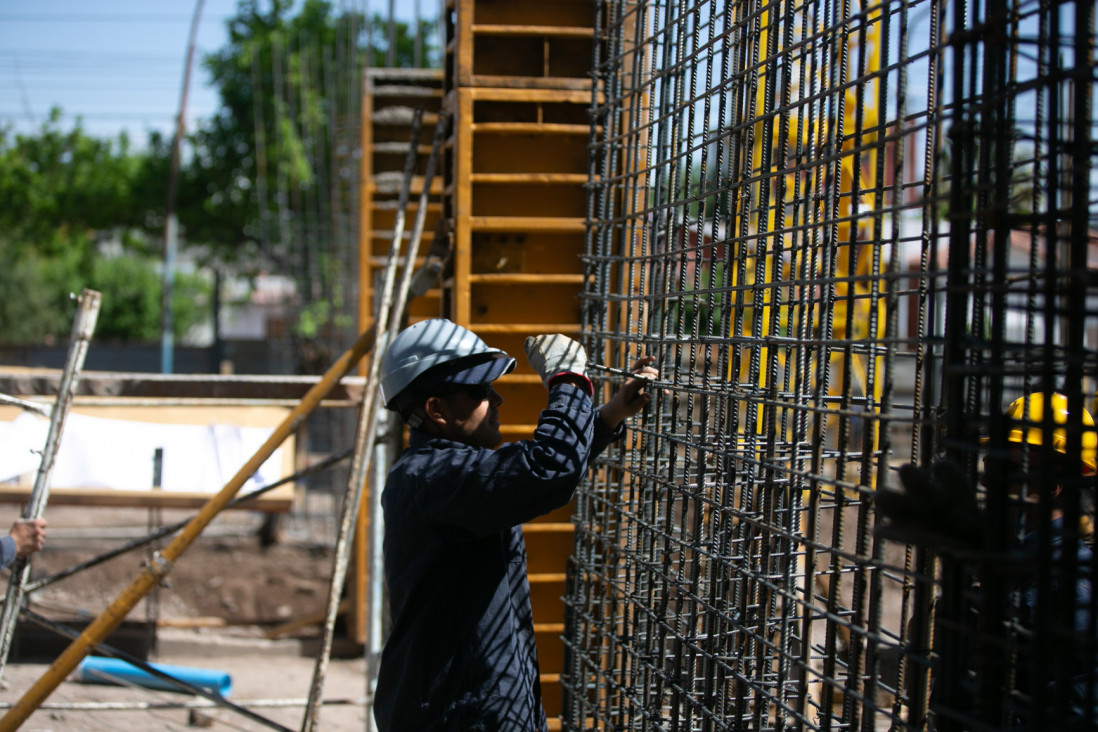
[29,507,339,626]
[0,502,371,730]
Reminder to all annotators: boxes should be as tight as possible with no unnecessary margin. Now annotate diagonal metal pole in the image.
[0,289,101,682]
[0,394,50,416]
[301,110,449,732]
[0,321,380,731]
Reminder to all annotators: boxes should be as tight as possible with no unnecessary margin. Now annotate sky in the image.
[0,0,438,144]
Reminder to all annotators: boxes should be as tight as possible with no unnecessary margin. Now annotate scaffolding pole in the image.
[0,319,380,731]
[0,289,101,682]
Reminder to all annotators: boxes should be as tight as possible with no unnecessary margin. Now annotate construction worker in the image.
[875,392,1098,728]
[0,518,47,569]
[372,318,656,731]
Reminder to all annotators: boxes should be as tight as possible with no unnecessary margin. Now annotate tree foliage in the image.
[187,1,434,264]
[0,0,437,351]
[0,111,153,260]
[0,114,205,344]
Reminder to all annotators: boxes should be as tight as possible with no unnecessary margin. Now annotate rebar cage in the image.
[566,0,1098,729]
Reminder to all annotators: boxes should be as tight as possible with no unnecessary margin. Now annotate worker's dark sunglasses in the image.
[436,382,494,402]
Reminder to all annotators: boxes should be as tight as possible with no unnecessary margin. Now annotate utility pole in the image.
[162,0,206,374]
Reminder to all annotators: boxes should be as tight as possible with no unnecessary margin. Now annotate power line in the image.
[0,14,233,23]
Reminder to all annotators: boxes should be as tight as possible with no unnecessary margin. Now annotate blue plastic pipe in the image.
[76,656,232,697]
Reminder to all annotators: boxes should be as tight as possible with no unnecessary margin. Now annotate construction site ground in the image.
[0,498,370,730]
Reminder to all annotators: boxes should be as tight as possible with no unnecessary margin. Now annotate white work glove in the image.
[524,334,588,389]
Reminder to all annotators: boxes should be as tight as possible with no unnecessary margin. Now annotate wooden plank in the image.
[0,485,294,512]
[359,74,376,378]
[527,573,568,583]
[496,374,541,385]
[0,370,366,403]
[473,122,590,135]
[533,624,566,635]
[367,174,445,196]
[456,0,475,86]
[453,89,475,324]
[471,323,582,334]
[469,75,592,92]
[522,523,574,533]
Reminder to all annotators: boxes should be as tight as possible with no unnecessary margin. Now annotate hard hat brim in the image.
[436,353,516,387]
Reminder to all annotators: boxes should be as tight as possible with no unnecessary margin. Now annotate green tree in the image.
[0,114,206,344]
[0,111,150,261]
[87,255,210,342]
[181,0,436,371]
[186,1,435,258]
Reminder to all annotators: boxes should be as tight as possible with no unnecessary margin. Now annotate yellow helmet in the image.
[1003,393,1098,475]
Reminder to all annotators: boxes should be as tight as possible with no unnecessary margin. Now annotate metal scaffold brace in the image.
[0,289,102,682]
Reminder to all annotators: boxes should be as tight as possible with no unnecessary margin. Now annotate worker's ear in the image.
[423,395,450,429]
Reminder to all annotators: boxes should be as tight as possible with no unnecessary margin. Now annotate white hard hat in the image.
[380,318,515,411]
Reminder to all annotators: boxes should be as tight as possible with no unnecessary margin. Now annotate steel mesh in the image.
[565,0,1098,729]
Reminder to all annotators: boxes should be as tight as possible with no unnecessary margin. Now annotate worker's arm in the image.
[597,356,658,430]
[405,382,596,536]
[874,461,981,551]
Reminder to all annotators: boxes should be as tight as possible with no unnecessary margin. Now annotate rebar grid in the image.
[566,0,1098,729]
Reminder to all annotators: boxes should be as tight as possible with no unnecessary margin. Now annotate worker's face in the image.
[427,382,504,448]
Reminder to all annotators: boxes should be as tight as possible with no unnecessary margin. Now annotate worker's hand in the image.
[524,334,588,390]
[10,518,47,558]
[874,461,982,551]
[598,356,658,429]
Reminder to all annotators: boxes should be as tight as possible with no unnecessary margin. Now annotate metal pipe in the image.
[0,322,378,730]
[297,103,421,727]
[0,697,367,712]
[0,394,50,416]
[161,0,205,374]
[0,289,101,681]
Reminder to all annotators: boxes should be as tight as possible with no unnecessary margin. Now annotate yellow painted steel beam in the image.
[0,323,379,731]
[465,86,593,104]
[469,215,586,232]
[471,24,593,38]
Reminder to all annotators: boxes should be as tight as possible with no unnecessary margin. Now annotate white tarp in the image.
[0,412,283,493]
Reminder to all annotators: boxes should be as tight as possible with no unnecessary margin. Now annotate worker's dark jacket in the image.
[1017,517,1097,727]
[374,383,623,731]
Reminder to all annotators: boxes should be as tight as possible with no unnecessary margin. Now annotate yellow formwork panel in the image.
[450,0,598,90]
[444,2,599,720]
[359,68,446,336]
[473,133,589,175]
[471,231,585,274]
